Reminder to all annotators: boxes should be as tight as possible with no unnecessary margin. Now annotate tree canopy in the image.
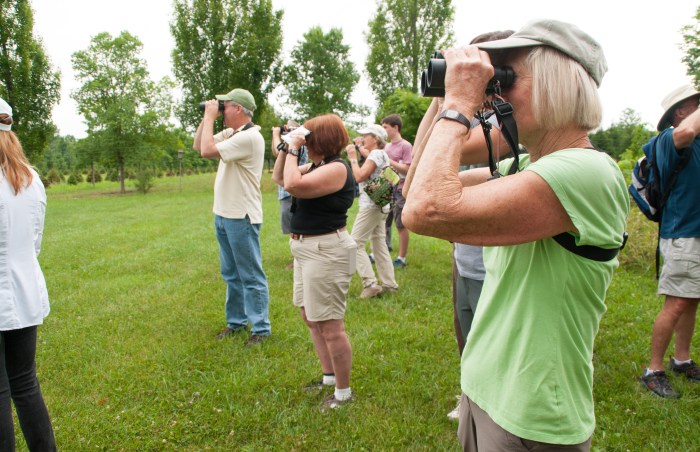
[170,0,283,132]
[282,27,360,120]
[681,5,700,87]
[0,0,61,162]
[365,0,454,104]
[71,31,175,193]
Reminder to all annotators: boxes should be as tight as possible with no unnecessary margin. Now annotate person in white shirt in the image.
[0,97,56,451]
[193,88,271,347]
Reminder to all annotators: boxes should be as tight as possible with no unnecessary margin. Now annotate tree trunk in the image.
[119,163,125,194]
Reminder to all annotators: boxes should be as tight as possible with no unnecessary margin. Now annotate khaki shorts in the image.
[290,230,357,321]
[658,237,700,298]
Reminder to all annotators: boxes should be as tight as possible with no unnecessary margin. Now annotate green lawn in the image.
[18,173,699,450]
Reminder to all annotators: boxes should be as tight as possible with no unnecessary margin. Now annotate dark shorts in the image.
[392,189,406,229]
[280,197,293,235]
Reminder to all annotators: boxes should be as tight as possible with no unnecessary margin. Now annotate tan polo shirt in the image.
[213,124,265,223]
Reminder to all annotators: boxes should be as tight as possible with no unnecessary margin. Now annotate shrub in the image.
[46,168,63,184]
[66,171,83,185]
[134,168,154,194]
[106,169,120,182]
[86,168,103,184]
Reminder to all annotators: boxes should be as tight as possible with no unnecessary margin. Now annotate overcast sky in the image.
[30,0,697,138]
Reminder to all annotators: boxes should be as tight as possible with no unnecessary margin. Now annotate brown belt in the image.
[290,227,346,240]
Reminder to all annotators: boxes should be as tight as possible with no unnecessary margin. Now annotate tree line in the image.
[1,0,699,193]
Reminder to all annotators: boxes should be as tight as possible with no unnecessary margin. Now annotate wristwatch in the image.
[288,147,301,157]
[437,110,471,131]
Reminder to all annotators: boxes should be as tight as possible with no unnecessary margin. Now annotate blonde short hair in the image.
[526,46,602,131]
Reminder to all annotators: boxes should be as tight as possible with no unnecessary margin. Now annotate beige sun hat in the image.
[657,84,700,131]
[357,124,388,140]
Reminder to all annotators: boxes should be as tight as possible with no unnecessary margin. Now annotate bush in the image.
[85,168,103,184]
[46,168,63,184]
[134,168,155,194]
[66,171,83,185]
[106,169,120,182]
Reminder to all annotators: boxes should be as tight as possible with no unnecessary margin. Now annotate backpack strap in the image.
[652,140,691,278]
[552,232,628,262]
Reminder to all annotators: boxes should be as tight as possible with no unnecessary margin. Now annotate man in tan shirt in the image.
[194,88,271,347]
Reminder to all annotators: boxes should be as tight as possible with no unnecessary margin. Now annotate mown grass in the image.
[17,173,700,450]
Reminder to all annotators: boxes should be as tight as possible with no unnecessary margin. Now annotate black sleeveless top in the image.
[290,157,356,234]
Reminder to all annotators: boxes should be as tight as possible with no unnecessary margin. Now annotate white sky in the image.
[30,0,697,138]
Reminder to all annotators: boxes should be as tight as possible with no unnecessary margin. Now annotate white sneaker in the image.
[447,395,461,420]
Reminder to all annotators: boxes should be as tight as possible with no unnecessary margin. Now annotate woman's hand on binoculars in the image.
[442,45,494,112]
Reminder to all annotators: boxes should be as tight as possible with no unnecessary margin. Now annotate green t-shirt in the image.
[461,149,629,444]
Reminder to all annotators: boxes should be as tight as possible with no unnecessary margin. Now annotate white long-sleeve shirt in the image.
[0,168,50,330]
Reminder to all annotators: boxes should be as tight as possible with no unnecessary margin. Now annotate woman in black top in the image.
[272,113,357,411]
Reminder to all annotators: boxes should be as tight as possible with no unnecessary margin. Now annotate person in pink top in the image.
[381,114,413,268]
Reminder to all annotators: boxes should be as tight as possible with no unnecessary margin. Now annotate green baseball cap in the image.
[477,19,607,87]
[215,88,256,111]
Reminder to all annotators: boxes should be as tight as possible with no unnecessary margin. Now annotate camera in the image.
[198,101,225,112]
[420,51,515,98]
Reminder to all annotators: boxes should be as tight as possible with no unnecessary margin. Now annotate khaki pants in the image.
[457,395,592,451]
[351,207,397,289]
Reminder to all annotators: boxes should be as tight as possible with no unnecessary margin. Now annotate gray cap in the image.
[476,19,608,87]
[215,88,256,111]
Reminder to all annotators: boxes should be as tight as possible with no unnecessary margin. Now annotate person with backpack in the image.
[640,85,700,399]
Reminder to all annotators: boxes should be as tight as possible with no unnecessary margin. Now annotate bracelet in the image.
[288,148,301,157]
[350,159,358,164]
[436,110,471,132]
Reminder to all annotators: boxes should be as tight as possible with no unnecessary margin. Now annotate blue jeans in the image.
[0,326,56,452]
[215,215,271,336]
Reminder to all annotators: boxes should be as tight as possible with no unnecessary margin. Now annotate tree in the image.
[365,0,454,104]
[681,6,700,87]
[71,31,174,193]
[0,0,61,162]
[170,0,283,132]
[589,108,654,161]
[282,27,360,120]
[375,88,431,144]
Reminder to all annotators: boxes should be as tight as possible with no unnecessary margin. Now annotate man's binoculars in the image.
[420,52,515,98]
[198,101,225,112]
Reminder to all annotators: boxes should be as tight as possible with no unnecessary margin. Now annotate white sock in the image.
[334,387,352,401]
[645,367,662,376]
[397,256,406,262]
[322,374,336,386]
[672,357,692,365]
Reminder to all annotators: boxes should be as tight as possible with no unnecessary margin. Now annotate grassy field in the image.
[15,172,700,450]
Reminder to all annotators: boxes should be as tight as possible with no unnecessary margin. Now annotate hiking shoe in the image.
[393,258,406,268]
[303,379,325,392]
[245,335,269,347]
[669,359,700,382]
[320,394,352,412]
[215,327,245,340]
[360,284,383,299]
[381,284,398,293]
[447,395,461,421]
[640,370,681,399]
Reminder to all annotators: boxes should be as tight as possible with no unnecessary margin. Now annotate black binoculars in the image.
[420,52,515,97]
[198,101,225,112]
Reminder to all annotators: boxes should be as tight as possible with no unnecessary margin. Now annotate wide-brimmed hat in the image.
[0,98,12,131]
[476,19,607,87]
[215,88,256,111]
[657,84,700,131]
[357,124,387,140]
